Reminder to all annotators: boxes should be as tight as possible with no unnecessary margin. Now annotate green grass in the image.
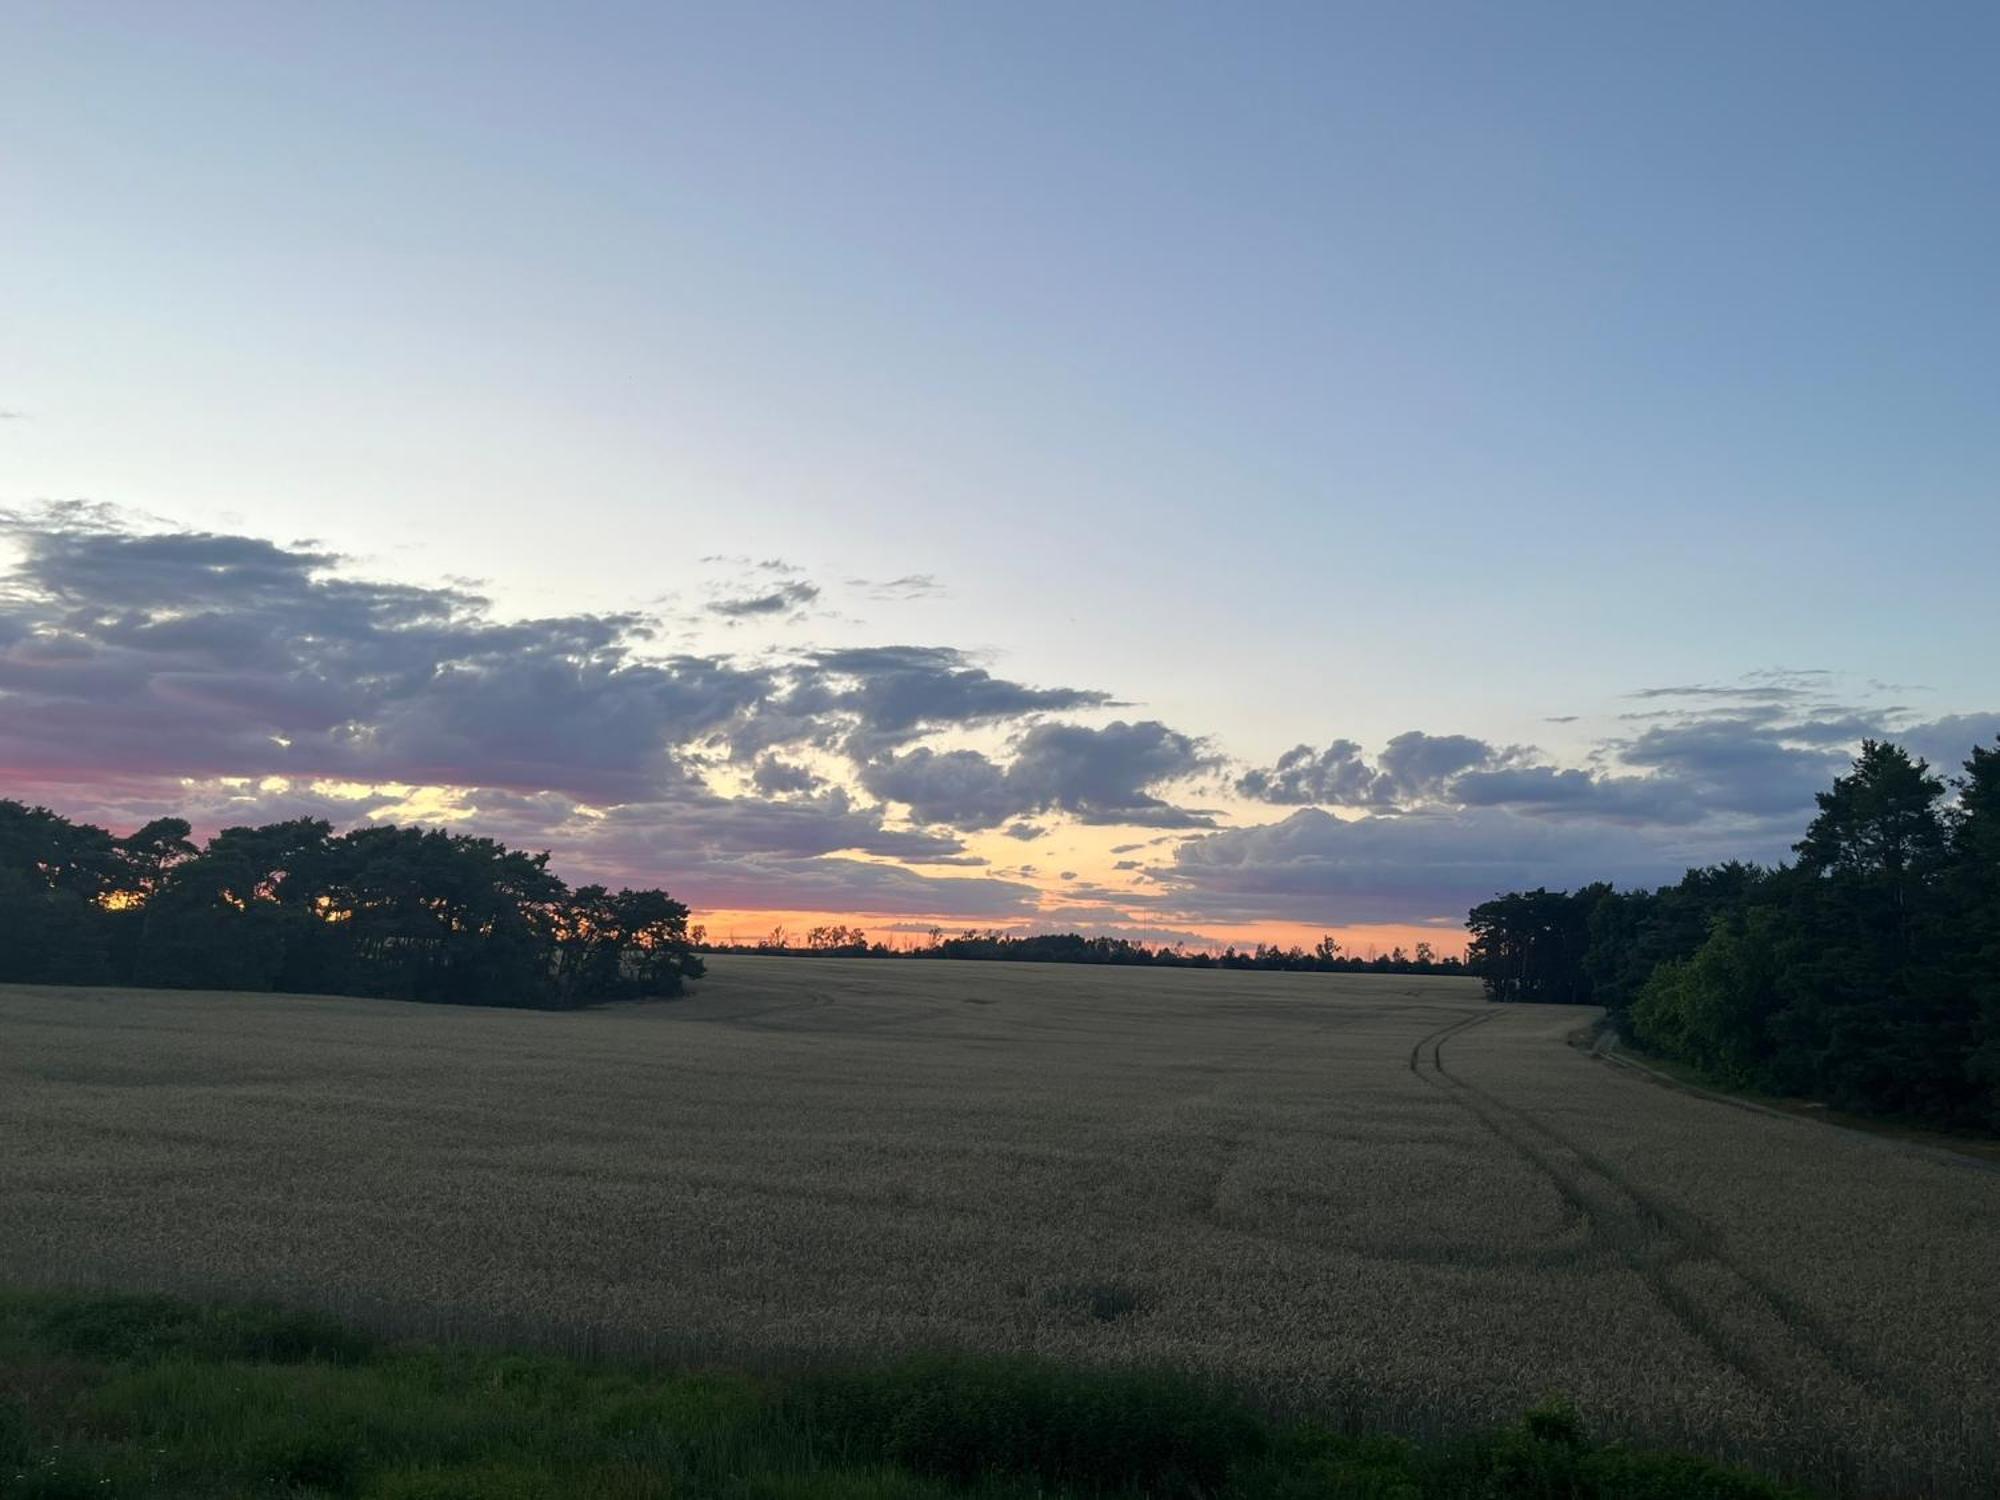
[0,1288,1812,1499]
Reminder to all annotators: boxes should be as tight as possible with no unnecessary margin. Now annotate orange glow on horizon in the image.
[689,907,1466,960]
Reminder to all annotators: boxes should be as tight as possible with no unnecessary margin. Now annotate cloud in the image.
[1896,713,2000,777]
[1005,720,1215,826]
[1613,718,1851,817]
[0,510,1129,816]
[104,774,1030,920]
[1237,739,1373,805]
[1234,705,1983,840]
[856,747,1021,829]
[0,506,799,804]
[1376,731,1505,801]
[1156,806,1776,926]
[645,854,1035,918]
[848,574,945,601]
[1451,766,1706,825]
[8,506,1997,932]
[1184,696,2000,923]
[708,580,821,618]
[804,645,1114,758]
[1627,669,1829,703]
[860,720,1214,831]
[1238,731,1507,808]
[750,755,823,796]
[0,506,1130,922]
[1630,684,1808,702]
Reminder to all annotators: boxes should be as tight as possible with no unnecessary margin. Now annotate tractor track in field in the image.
[1407,1010,1910,1449]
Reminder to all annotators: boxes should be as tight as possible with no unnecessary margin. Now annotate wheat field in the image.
[2,958,1995,1495]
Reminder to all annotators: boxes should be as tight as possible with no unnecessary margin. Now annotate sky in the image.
[3,3,1998,953]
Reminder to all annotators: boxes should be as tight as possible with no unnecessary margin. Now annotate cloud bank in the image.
[2,504,1994,933]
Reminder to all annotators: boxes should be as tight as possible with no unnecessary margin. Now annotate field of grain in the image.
[2,958,1995,1495]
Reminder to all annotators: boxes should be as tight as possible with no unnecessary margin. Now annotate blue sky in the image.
[3,4,1997,945]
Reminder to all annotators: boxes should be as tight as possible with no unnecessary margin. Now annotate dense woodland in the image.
[703,925,1467,974]
[0,805,701,1006]
[1468,738,2000,1130]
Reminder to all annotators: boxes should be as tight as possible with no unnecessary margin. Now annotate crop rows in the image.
[2,958,1994,1496]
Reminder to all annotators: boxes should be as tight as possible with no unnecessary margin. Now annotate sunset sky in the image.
[4,4,1998,953]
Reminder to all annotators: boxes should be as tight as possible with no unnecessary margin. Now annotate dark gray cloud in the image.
[805,645,1115,758]
[1451,765,1705,825]
[1376,731,1503,801]
[709,580,820,618]
[1005,720,1215,826]
[1614,718,1851,817]
[857,747,1021,829]
[1156,806,1767,926]
[0,505,786,803]
[860,720,1214,831]
[1238,731,1506,808]
[750,755,823,796]
[1897,713,2000,778]
[1630,683,1808,702]
[1628,669,1830,703]
[1237,739,1373,805]
[637,854,1034,918]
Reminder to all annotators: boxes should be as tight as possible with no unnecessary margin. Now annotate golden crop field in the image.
[3,958,1995,1495]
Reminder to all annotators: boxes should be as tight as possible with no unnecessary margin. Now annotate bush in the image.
[31,1292,373,1366]
[0,1394,28,1465]
[251,1426,364,1493]
[1427,1410,1805,1500]
[785,1353,1265,1494]
[0,1288,1822,1500]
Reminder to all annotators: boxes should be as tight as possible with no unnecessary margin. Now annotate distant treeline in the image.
[702,925,1469,974]
[1467,738,2000,1130]
[0,802,701,1007]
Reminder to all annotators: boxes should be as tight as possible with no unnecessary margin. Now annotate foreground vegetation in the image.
[1468,737,2000,1130]
[0,804,700,1007]
[0,1287,1808,1499]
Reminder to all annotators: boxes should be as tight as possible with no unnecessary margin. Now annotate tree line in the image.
[704,926,1469,974]
[1466,738,2000,1130]
[0,802,702,1007]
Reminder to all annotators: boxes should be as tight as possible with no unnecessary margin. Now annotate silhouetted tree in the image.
[1476,737,2000,1130]
[0,800,698,1009]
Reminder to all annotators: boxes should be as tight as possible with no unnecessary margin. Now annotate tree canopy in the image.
[0,804,701,1008]
[1467,738,2000,1131]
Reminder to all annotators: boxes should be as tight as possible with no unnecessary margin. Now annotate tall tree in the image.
[1777,741,1958,1113]
[1952,740,2000,1124]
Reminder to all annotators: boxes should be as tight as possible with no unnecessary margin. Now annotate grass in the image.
[3,960,1995,1496]
[0,1286,1810,1499]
